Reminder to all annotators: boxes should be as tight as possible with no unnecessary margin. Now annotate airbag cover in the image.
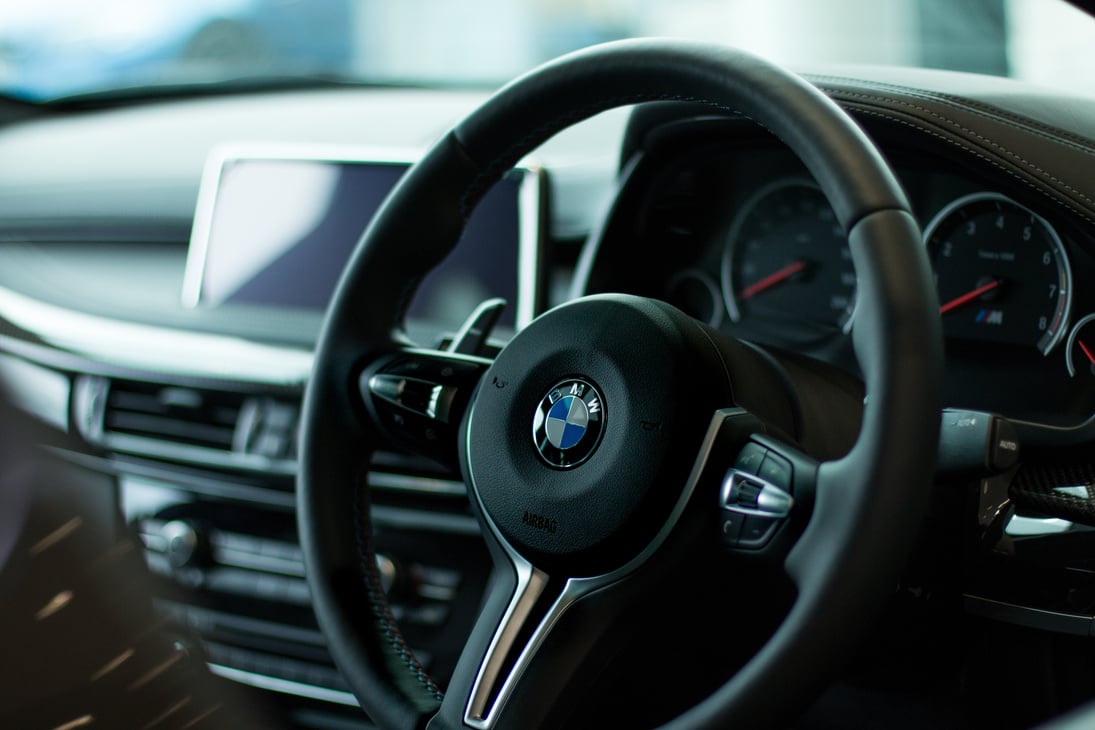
[465,294,732,575]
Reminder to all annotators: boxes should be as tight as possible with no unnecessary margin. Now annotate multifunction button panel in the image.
[719,442,795,549]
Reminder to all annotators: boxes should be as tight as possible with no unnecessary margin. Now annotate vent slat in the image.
[105,412,236,449]
[102,380,244,451]
[109,392,170,414]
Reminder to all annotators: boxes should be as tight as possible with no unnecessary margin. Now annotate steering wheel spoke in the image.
[360,348,490,468]
[458,552,551,730]
[435,550,580,730]
[432,546,675,730]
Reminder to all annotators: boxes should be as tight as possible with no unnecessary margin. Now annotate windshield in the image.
[1,0,1092,102]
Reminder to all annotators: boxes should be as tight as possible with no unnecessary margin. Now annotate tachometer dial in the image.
[1066,313,1095,377]
[924,192,1072,355]
[721,179,854,332]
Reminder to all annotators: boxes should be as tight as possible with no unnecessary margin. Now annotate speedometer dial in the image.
[924,192,1072,355]
[721,179,854,333]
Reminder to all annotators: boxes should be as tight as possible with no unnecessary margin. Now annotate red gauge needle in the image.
[939,279,1002,315]
[1079,339,1095,367]
[739,260,808,300]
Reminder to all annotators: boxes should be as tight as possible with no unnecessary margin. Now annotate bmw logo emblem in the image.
[532,378,605,468]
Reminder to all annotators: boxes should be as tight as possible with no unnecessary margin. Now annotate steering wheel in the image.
[297,39,942,730]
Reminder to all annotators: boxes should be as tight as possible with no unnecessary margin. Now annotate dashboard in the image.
[3,65,1095,729]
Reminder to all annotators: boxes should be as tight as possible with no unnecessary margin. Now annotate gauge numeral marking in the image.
[923,191,1072,356]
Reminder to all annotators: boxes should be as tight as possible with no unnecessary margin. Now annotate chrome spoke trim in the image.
[462,407,746,729]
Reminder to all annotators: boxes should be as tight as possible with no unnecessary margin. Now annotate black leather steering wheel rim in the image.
[297,38,943,730]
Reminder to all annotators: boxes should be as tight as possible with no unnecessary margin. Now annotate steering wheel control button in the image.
[532,378,605,469]
[719,464,795,548]
[720,510,745,544]
[755,486,794,516]
[363,353,487,465]
[991,418,1021,471]
[734,442,767,473]
[739,516,780,548]
[732,479,762,508]
[367,356,482,424]
[369,374,455,421]
[721,470,795,517]
[935,408,1021,476]
[758,452,793,488]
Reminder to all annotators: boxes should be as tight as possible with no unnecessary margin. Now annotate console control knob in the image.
[162,520,206,569]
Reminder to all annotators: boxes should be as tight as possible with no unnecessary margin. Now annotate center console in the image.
[112,435,490,728]
[50,144,548,728]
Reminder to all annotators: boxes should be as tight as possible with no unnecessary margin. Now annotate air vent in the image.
[104,380,241,450]
[74,376,299,472]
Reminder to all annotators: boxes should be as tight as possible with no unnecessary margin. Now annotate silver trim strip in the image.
[119,471,298,511]
[206,663,360,708]
[0,352,71,431]
[215,547,306,578]
[516,163,543,329]
[466,559,546,722]
[101,431,298,476]
[0,287,314,384]
[93,433,466,500]
[964,595,1093,636]
[1005,514,1073,536]
[462,408,745,729]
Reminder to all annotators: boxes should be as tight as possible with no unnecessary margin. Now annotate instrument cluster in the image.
[580,135,1095,430]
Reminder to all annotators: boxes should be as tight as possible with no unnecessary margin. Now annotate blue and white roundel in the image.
[532,378,605,469]
[544,396,589,450]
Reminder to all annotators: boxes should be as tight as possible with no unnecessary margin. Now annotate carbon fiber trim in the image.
[1010,462,1095,526]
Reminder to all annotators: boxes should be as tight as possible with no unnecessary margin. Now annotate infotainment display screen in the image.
[182,144,543,336]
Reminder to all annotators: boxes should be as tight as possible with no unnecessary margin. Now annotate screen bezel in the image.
[181,142,545,331]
